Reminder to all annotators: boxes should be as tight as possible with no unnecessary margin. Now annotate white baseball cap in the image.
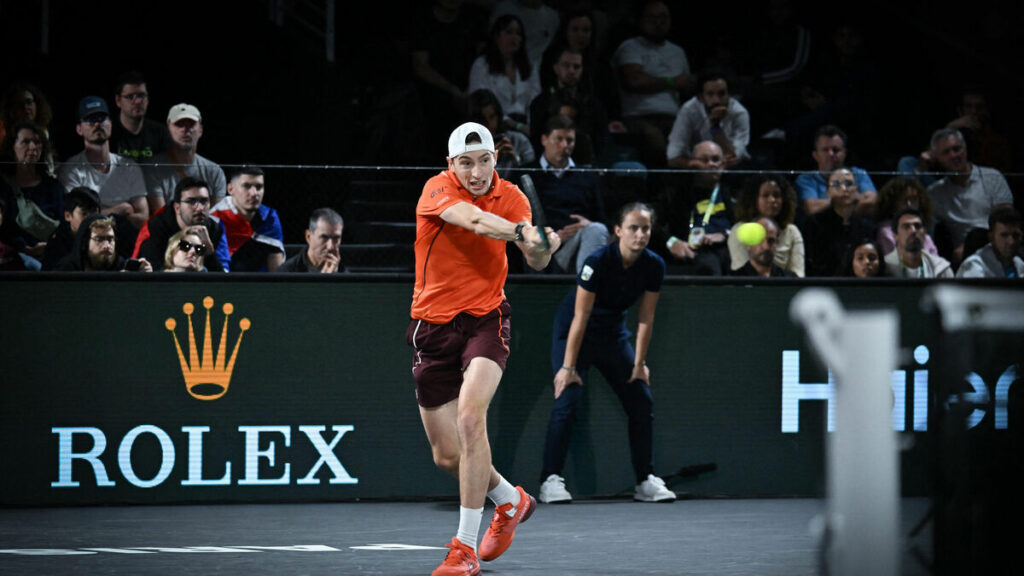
[167,103,202,124]
[447,122,495,159]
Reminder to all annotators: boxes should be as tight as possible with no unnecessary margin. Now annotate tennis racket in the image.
[518,174,551,251]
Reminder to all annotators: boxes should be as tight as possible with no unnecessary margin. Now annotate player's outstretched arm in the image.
[440,201,520,240]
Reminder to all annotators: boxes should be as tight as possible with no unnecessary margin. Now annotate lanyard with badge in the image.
[688,185,720,247]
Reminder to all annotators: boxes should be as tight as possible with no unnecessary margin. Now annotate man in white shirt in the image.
[667,71,750,169]
[611,0,693,168]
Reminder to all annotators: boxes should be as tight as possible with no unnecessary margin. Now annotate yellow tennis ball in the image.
[737,222,767,246]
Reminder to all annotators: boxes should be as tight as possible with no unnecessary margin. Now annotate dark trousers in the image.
[540,295,655,484]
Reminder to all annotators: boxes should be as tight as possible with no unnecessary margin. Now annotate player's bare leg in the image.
[419,400,501,492]
[456,357,502,508]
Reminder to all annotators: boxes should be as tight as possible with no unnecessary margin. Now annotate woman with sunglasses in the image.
[163,228,207,272]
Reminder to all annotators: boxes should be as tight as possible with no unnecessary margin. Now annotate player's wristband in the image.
[513,223,525,242]
[561,365,577,374]
[665,76,674,88]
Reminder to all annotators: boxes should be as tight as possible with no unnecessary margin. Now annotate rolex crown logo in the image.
[165,296,251,400]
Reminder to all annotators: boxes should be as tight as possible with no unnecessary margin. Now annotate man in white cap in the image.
[143,103,226,213]
[407,122,559,576]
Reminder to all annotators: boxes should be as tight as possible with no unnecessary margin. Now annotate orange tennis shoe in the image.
[478,485,536,561]
[432,537,480,576]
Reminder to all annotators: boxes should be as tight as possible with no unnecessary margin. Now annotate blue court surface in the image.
[0,497,933,575]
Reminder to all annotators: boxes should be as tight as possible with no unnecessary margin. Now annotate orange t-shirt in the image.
[410,169,531,323]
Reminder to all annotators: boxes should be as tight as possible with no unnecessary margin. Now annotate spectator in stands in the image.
[211,166,285,272]
[899,87,1013,185]
[728,174,804,276]
[731,217,795,277]
[489,0,560,70]
[539,9,597,92]
[883,207,953,278]
[410,1,487,150]
[529,45,610,165]
[0,121,66,265]
[802,167,875,277]
[0,196,28,271]
[610,0,693,168]
[163,228,208,272]
[667,70,750,170]
[469,89,535,170]
[144,103,226,213]
[783,23,880,167]
[956,205,1023,278]
[735,0,812,136]
[527,114,607,273]
[875,177,938,257]
[55,213,152,272]
[0,83,56,171]
[661,141,734,276]
[946,88,1012,173]
[926,128,1014,265]
[133,177,230,271]
[468,13,542,137]
[278,207,345,273]
[57,96,148,229]
[795,124,877,217]
[41,186,100,270]
[110,71,172,163]
[839,238,886,278]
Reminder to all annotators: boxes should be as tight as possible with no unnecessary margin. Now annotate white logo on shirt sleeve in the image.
[580,265,594,281]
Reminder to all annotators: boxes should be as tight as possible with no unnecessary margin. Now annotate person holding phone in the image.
[55,213,151,272]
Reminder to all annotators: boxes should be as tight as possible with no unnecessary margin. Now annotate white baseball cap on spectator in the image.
[167,103,202,123]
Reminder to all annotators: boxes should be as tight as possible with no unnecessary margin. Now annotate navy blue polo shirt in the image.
[575,242,665,327]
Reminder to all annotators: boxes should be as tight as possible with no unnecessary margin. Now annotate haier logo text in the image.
[781,346,1018,433]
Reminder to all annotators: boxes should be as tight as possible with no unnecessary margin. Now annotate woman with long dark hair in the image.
[467,14,541,136]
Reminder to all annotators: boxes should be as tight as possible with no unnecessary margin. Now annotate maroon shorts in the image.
[406,300,512,408]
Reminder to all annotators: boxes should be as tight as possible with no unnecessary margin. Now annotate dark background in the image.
[3,0,1022,242]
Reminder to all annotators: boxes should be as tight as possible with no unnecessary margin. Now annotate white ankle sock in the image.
[456,506,483,551]
[486,475,521,508]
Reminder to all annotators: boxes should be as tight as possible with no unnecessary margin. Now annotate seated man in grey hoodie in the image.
[956,205,1023,278]
[884,207,953,278]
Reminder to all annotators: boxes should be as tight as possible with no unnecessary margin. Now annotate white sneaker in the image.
[539,474,572,504]
[634,474,676,502]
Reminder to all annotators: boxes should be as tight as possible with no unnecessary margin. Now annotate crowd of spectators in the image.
[1,0,1020,278]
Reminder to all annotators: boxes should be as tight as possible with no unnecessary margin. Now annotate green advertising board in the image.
[1,276,1019,506]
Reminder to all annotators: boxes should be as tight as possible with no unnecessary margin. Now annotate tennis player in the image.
[407,122,560,576]
[538,202,677,504]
